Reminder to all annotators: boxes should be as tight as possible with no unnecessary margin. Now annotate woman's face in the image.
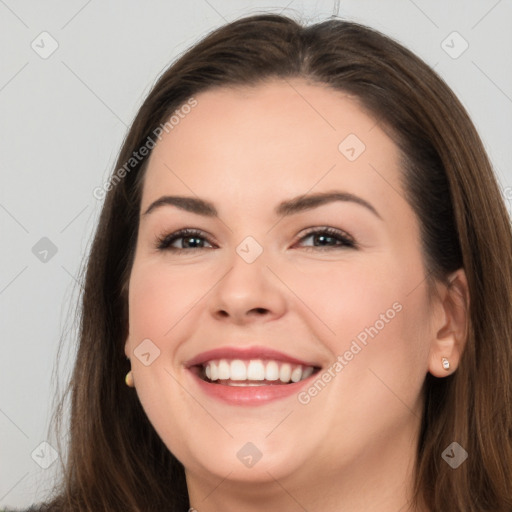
[125,79,440,492]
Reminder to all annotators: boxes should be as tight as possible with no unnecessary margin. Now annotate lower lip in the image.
[187,369,317,406]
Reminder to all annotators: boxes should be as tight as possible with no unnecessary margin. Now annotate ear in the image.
[124,328,132,360]
[122,283,131,360]
[428,268,470,377]
[124,331,133,360]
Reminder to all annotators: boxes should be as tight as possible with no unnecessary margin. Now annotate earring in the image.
[125,370,134,387]
[441,357,450,371]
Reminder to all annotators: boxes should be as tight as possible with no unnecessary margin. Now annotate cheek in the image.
[281,252,418,349]
[331,268,431,428]
[125,260,203,412]
[287,252,431,403]
[125,261,204,457]
[127,259,206,344]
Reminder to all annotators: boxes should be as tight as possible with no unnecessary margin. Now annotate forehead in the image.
[140,79,404,218]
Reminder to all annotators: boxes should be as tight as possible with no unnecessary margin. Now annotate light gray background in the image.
[1,0,511,507]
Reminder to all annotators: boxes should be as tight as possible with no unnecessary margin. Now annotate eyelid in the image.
[155,225,357,252]
[155,228,216,251]
[294,225,356,248]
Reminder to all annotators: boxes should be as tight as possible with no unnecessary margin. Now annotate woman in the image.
[16,12,512,512]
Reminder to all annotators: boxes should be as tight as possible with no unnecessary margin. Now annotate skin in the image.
[124,78,469,512]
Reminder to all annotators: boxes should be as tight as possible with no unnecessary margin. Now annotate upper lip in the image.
[184,346,321,368]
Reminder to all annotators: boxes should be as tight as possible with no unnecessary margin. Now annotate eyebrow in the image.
[141,191,382,220]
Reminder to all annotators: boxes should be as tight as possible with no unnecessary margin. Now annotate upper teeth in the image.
[203,359,315,383]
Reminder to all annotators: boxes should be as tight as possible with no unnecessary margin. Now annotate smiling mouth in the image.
[191,358,321,386]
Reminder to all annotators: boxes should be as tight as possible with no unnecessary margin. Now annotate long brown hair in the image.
[41,13,512,511]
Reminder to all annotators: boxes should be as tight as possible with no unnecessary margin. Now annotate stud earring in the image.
[441,357,450,371]
[125,370,134,387]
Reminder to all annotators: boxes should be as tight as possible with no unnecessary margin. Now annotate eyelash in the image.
[155,227,357,252]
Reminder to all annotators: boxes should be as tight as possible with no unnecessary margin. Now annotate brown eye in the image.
[156,229,214,251]
[296,227,356,250]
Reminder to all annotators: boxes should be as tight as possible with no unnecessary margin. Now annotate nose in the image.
[208,249,287,325]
